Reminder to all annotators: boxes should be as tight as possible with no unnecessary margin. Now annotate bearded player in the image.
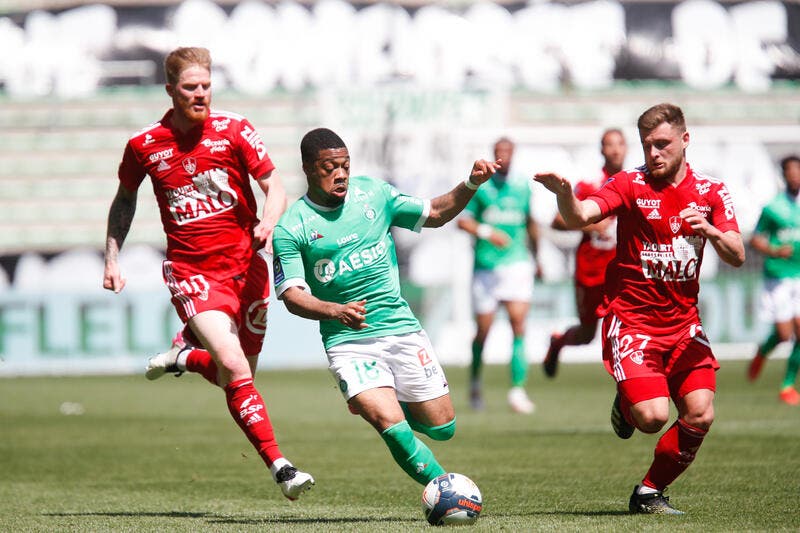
[535,103,745,514]
[273,128,498,488]
[103,47,314,500]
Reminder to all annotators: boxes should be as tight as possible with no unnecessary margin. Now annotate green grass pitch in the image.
[1,359,798,532]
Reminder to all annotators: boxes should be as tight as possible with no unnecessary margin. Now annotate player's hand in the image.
[102,261,126,293]
[679,207,714,237]
[469,159,501,186]
[252,221,274,253]
[534,172,573,196]
[489,230,510,248]
[337,300,368,330]
[772,244,793,259]
[535,264,544,281]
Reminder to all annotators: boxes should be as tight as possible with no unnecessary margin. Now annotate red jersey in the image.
[573,168,617,287]
[589,164,740,332]
[118,109,275,277]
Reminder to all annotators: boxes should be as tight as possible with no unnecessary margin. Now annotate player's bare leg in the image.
[469,312,494,410]
[506,300,534,414]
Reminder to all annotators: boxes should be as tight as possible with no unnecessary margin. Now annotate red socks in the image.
[184,348,219,386]
[225,378,283,467]
[642,419,707,490]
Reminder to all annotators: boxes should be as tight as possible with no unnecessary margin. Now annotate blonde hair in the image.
[637,103,686,133]
[164,47,211,86]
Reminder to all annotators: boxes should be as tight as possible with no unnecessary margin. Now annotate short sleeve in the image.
[118,142,147,192]
[272,224,310,297]
[708,182,741,233]
[236,117,276,180]
[382,181,429,232]
[586,174,628,217]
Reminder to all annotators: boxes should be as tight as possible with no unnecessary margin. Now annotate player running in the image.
[544,128,626,377]
[102,47,313,501]
[272,128,498,487]
[535,103,745,515]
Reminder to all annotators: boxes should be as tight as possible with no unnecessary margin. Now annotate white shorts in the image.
[326,330,449,403]
[471,261,534,315]
[760,277,800,323]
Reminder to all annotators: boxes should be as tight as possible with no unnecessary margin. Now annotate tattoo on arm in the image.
[105,189,137,258]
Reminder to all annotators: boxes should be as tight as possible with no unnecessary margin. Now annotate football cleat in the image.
[629,485,685,515]
[145,332,186,380]
[747,353,766,382]
[507,386,535,414]
[610,392,635,439]
[542,333,563,378]
[779,386,800,406]
[469,379,484,411]
[275,465,315,501]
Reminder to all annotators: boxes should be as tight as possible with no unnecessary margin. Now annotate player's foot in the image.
[542,333,563,378]
[507,386,535,414]
[747,353,767,382]
[610,392,634,439]
[629,485,684,515]
[779,386,800,406]
[469,380,484,411]
[275,465,315,501]
[145,332,186,380]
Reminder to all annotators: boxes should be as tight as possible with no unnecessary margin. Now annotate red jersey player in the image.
[535,103,745,515]
[544,128,626,377]
[102,47,314,500]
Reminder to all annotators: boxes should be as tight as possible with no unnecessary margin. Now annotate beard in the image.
[648,156,682,180]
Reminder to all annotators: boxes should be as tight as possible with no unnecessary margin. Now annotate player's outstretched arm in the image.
[533,172,603,229]
[103,183,138,293]
[253,171,287,254]
[424,159,501,228]
[281,286,368,330]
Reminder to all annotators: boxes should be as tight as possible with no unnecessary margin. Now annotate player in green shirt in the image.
[457,137,541,414]
[747,155,800,405]
[273,128,500,486]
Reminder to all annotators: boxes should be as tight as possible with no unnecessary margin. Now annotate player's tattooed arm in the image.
[103,184,138,293]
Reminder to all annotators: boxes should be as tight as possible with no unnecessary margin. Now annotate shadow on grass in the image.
[42,511,420,525]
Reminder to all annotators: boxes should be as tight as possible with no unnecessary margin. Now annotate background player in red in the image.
[535,103,745,515]
[102,47,314,500]
[543,128,627,377]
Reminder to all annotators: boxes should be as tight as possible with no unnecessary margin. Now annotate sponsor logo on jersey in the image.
[686,201,712,215]
[212,117,230,132]
[245,298,269,335]
[418,348,432,366]
[182,157,197,174]
[696,182,711,195]
[636,198,661,209]
[156,159,171,172]
[632,174,646,185]
[202,138,231,154]
[143,133,155,146]
[167,168,238,225]
[312,241,388,282]
[241,124,266,160]
[148,147,174,162]
[273,256,285,285]
[669,216,682,233]
[337,233,358,246]
[640,238,702,281]
[717,187,736,220]
[646,209,661,220]
[310,230,324,242]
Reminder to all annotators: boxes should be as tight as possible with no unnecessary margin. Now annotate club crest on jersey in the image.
[182,157,197,175]
[364,205,376,220]
[670,216,682,234]
[630,350,644,365]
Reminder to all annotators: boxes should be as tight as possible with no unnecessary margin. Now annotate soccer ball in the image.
[421,473,483,526]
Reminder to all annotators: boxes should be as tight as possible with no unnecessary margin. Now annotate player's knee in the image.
[425,418,456,441]
[633,411,669,433]
[682,409,714,431]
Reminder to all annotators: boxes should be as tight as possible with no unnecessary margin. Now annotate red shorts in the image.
[575,282,604,325]
[601,312,719,403]
[162,252,270,356]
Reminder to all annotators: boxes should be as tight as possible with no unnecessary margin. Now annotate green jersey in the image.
[273,175,428,349]
[464,173,533,270]
[754,192,800,279]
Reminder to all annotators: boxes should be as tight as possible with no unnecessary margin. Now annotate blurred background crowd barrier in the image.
[1,0,797,375]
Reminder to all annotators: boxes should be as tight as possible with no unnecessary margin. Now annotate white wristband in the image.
[476,224,492,240]
[464,177,480,190]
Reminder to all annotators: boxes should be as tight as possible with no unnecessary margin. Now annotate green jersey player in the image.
[747,155,800,406]
[457,137,541,414]
[273,128,500,487]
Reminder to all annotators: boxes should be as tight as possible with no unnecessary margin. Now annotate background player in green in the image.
[272,128,501,487]
[747,155,800,405]
[457,137,541,413]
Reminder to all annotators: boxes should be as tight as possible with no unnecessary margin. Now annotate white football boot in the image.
[274,465,315,501]
[145,331,187,380]
[507,386,535,414]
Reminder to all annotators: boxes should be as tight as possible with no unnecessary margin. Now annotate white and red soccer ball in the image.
[421,473,483,526]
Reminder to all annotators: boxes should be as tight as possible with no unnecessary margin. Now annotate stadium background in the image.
[0,0,798,375]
